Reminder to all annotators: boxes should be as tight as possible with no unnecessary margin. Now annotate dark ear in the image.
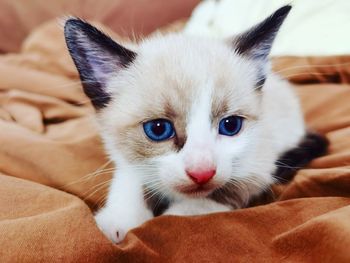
[233,5,291,86]
[234,5,291,60]
[64,18,136,109]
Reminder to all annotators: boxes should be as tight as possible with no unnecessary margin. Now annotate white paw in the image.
[94,207,153,244]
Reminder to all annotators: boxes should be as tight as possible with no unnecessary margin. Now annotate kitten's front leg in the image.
[94,167,153,243]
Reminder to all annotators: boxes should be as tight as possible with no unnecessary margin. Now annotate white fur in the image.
[93,33,305,243]
[94,160,153,243]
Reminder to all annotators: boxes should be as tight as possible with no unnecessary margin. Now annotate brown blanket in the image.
[0,21,350,263]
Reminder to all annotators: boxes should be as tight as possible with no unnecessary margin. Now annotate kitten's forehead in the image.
[105,34,261,128]
[133,34,260,114]
[138,34,241,82]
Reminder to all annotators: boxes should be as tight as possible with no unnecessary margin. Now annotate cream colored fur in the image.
[94,33,305,243]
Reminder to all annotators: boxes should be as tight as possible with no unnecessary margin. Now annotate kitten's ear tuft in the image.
[64,18,136,109]
[233,5,291,61]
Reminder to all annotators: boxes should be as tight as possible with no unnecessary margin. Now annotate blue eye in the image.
[218,116,243,136]
[143,119,175,142]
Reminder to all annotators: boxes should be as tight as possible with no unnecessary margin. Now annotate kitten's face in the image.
[64,6,291,201]
[99,36,268,198]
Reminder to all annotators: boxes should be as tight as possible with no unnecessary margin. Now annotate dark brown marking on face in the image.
[164,101,178,120]
[174,133,187,150]
[211,95,229,124]
[173,116,187,151]
[165,99,188,151]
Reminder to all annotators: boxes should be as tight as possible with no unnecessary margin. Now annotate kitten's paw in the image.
[94,212,127,243]
[94,207,153,244]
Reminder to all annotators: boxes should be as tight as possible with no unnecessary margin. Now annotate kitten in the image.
[64,5,327,243]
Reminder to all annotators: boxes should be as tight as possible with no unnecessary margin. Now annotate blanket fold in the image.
[0,21,349,262]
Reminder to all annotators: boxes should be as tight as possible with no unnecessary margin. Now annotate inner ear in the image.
[64,18,136,109]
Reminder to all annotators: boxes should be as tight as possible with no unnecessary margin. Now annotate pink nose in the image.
[186,169,216,185]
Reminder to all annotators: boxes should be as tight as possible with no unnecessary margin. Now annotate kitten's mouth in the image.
[176,184,217,197]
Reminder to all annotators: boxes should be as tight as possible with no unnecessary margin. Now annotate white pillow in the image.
[184,0,350,56]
